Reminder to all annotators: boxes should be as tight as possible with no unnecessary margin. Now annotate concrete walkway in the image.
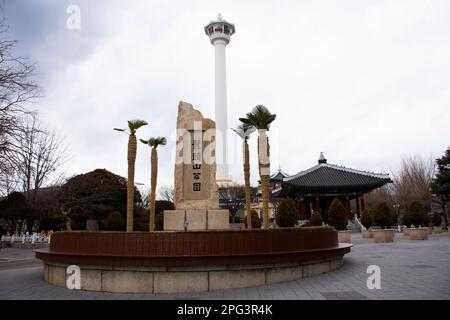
[1,233,449,300]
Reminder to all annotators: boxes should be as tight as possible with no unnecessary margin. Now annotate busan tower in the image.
[204,14,235,186]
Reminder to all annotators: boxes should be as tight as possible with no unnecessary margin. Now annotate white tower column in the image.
[205,14,235,186]
[214,39,228,180]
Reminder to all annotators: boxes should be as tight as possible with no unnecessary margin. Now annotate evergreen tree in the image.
[430,147,450,228]
[328,198,349,230]
[275,197,297,228]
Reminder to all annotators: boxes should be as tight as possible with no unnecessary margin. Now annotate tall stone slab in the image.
[163,101,229,231]
[174,101,219,210]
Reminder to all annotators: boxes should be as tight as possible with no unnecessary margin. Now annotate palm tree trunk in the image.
[126,134,137,232]
[257,129,270,229]
[150,148,158,232]
[244,141,252,229]
[261,175,270,229]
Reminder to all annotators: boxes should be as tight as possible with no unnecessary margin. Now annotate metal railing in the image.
[1,234,50,244]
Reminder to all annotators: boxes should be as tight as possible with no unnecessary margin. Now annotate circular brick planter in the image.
[362,230,373,238]
[372,229,395,243]
[409,227,429,240]
[338,230,351,243]
[35,229,352,294]
[432,226,443,234]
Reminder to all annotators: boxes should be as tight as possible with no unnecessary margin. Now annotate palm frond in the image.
[232,123,255,141]
[127,119,148,134]
[139,139,149,145]
[113,128,126,132]
[149,136,167,148]
[242,105,276,130]
[239,117,253,126]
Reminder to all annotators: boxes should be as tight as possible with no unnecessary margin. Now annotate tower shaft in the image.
[205,14,235,185]
[214,40,228,179]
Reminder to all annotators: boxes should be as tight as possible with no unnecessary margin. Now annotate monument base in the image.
[163,209,230,231]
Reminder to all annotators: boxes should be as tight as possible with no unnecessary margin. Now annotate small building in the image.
[273,153,392,222]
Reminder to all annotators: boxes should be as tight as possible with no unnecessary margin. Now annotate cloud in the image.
[3,0,450,190]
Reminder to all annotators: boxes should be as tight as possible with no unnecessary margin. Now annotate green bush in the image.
[360,210,373,230]
[373,202,394,228]
[244,210,262,229]
[328,198,348,230]
[406,202,428,228]
[104,211,124,231]
[275,197,298,228]
[424,213,430,227]
[309,211,323,226]
[403,210,412,227]
[431,212,442,227]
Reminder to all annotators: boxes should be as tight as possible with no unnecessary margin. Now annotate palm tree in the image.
[239,105,276,229]
[114,120,148,232]
[232,124,255,229]
[140,137,167,232]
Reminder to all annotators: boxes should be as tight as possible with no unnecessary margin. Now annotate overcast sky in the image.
[3,0,450,193]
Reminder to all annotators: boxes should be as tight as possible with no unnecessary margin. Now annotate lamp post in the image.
[393,204,400,231]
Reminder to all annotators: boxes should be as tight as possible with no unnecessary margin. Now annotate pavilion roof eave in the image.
[274,179,393,199]
[284,163,391,182]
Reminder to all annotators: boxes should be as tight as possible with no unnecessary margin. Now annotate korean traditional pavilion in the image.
[272,153,392,222]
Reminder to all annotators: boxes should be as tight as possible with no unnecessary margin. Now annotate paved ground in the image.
[1,233,450,300]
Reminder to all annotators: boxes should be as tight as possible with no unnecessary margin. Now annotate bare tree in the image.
[218,185,250,222]
[0,165,17,196]
[365,185,395,211]
[158,186,174,202]
[5,114,68,200]
[391,155,435,211]
[139,187,150,210]
[0,18,40,193]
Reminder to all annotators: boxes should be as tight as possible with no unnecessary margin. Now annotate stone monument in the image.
[163,101,230,231]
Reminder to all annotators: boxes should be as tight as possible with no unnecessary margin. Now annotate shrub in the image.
[431,212,442,227]
[407,202,428,228]
[104,211,124,231]
[328,198,348,230]
[373,202,394,228]
[403,210,412,227]
[244,210,262,229]
[309,211,323,226]
[275,197,298,228]
[360,210,373,230]
[423,213,430,227]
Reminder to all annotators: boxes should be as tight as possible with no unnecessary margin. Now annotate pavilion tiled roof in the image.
[283,164,392,193]
[270,169,290,182]
[278,153,392,193]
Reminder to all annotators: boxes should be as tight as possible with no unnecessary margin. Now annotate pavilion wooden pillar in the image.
[315,197,320,213]
[360,197,365,212]
[345,196,351,217]
[356,196,360,218]
[299,200,305,220]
